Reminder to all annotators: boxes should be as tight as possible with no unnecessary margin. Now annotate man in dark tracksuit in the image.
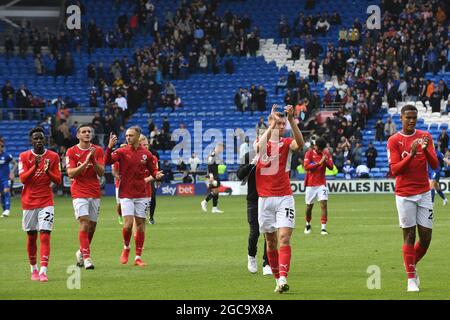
[148,146,160,224]
[237,153,271,275]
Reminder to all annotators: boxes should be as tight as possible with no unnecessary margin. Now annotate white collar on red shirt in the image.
[399,129,416,137]
[31,149,47,156]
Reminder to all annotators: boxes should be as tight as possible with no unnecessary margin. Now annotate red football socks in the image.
[402,244,416,279]
[27,233,37,266]
[122,228,132,248]
[79,231,90,259]
[279,246,291,278]
[39,232,51,267]
[321,215,327,224]
[135,231,145,257]
[414,242,427,265]
[267,249,280,279]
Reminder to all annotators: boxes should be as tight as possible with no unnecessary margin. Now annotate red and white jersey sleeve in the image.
[66,144,104,199]
[19,149,61,210]
[255,137,294,197]
[387,130,436,197]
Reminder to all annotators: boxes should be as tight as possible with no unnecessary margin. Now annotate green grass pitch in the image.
[1,194,449,300]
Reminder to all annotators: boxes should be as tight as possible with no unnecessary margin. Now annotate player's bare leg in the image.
[117,204,123,225]
[304,204,313,234]
[27,231,39,281]
[265,232,281,292]
[319,200,328,235]
[120,216,134,264]
[403,226,419,291]
[133,217,146,266]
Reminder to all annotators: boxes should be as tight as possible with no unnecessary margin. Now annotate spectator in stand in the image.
[429,88,441,113]
[308,58,319,84]
[375,118,384,142]
[1,81,15,108]
[161,160,174,183]
[365,142,377,169]
[343,160,355,179]
[188,152,201,183]
[315,17,330,35]
[255,116,268,136]
[384,117,396,140]
[275,76,287,95]
[4,35,14,60]
[235,88,243,112]
[287,71,297,89]
[115,92,128,114]
[256,86,267,111]
[355,163,370,178]
[438,128,449,154]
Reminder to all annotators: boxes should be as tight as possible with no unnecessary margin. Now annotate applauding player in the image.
[19,127,61,282]
[255,105,304,293]
[303,137,334,235]
[387,105,438,292]
[66,124,105,270]
[105,127,163,266]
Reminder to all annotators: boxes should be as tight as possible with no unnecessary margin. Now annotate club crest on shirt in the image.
[141,154,147,164]
[401,151,409,159]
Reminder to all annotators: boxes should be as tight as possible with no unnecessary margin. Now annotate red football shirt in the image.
[304,149,334,187]
[105,145,158,198]
[255,137,294,197]
[387,129,438,197]
[19,149,61,210]
[66,144,104,199]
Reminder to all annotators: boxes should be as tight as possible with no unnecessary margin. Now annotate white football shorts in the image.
[22,206,54,232]
[119,198,151,219]
[305,185,329,205]
[258,195,296,233]
[73,198,100,222]
[396,191,433,229]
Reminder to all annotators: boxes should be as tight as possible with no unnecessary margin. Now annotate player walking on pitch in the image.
[428,143,449,205]
[105,127,163,266]
[303,137,334,235]
[19,127,61,281]
[0,139,17,217]
[387,105,438,292]
[255,104,304,293]
[66,124,105,270]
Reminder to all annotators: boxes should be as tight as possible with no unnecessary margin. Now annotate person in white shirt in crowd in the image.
[188,152,201,183]
[356,163,370,178]
[115,92,128,112]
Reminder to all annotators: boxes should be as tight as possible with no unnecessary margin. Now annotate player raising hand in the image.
[255,104,304,293]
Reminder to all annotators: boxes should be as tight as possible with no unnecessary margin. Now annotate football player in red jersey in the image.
[387,104,438,292]
[303,137,334,235]
[19,127,61,282]
[66,123,105,270]
[105,127,163,266]
[255,105,304,293]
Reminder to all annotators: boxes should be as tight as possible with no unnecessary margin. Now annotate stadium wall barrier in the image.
[221,179,450,195]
